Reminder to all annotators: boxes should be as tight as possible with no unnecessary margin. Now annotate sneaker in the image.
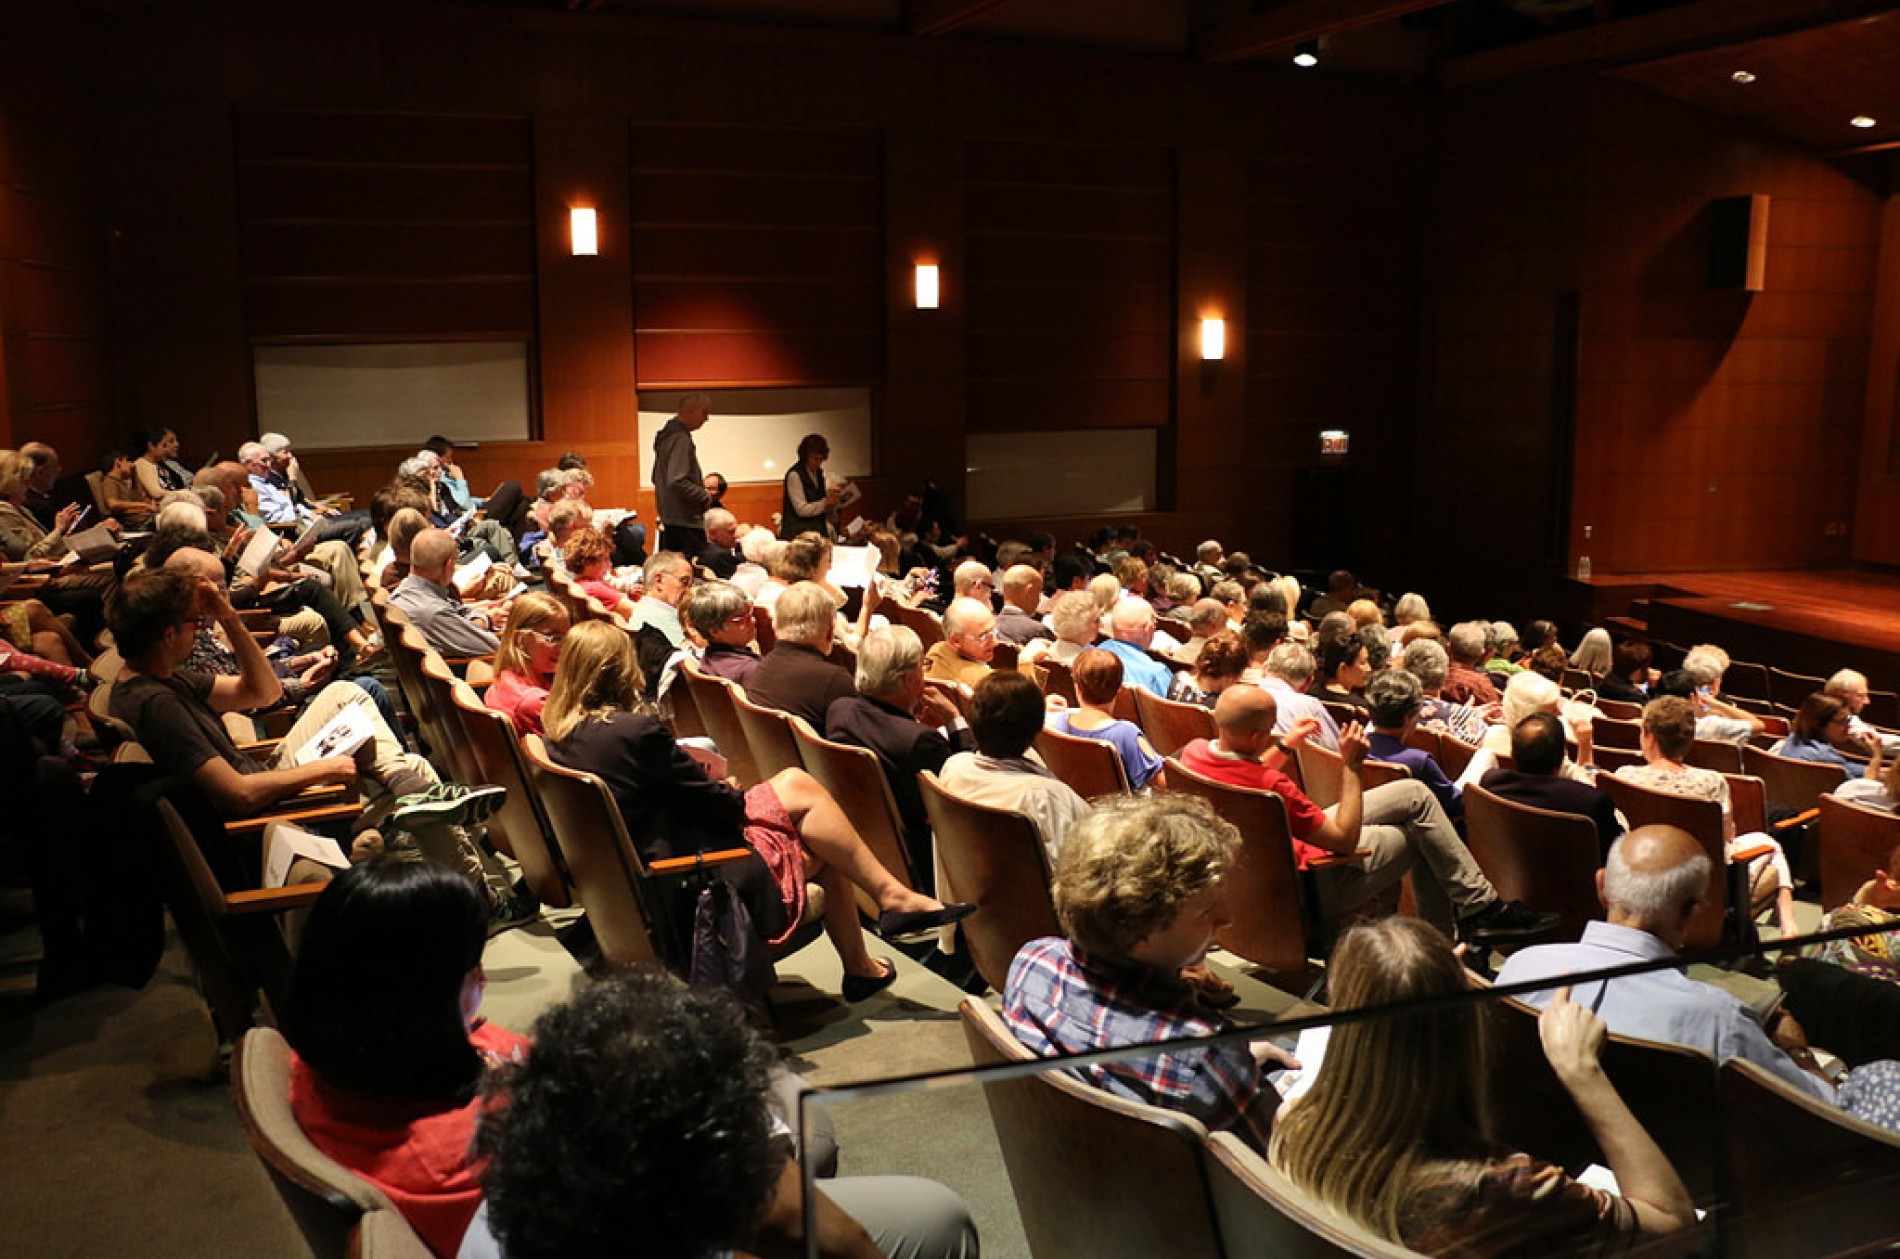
[390,783,507,831]
[1459,899,1562,945]
[487,889,538,937]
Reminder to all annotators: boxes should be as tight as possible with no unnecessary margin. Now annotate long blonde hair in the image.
[541,621,641,744]
[493,591,567,682]
[1269,918,1488,1242]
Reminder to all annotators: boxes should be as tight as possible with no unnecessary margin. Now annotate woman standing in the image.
[781,433,843,540]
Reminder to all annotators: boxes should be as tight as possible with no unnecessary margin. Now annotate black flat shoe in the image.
[876,902,977,940]
[842,958,898,1003]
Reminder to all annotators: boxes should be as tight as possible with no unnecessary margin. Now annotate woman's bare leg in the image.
[770,768,942,915]
[24,601,88,667]
[816,866,885,980]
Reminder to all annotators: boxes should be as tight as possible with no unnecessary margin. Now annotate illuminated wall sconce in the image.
[569,207,598,256]
[1320,429,1349,455]
[914,263,941,309]
[1199,316,1226,361]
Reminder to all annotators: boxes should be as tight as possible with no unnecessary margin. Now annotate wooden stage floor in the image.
[1590,569,1900,685]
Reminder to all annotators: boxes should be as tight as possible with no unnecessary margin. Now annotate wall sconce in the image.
[569,207,598,256]
[1199,316,1226,361]
[914,263,940,309]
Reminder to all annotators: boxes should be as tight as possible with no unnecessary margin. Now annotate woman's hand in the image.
[52,502,85,535]
[1537,986,1607,1083]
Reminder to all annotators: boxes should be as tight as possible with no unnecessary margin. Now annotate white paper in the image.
[291,518,325,552]
[237,526,282,579]
[1272,1025,1331,1102]
[453,550,494,593]
[292,703,374,765]
[446,507,477,538]
[825,544,879,590]
[264,821,350,887]
[834,478,863,508]
[680,737,728,781]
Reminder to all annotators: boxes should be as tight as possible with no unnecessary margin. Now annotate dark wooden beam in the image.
[1198,0,1457,63]
[907,0,1014,37]
[1440,0,1900,87]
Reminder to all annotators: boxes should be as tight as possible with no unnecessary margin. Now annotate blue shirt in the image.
[1097,638,1173,697]
[1772,734,1855,784]
[1496,920,1835,1104]
[249,471,310,526]
[1368,730,1462,818]
[1051,711,1162,789]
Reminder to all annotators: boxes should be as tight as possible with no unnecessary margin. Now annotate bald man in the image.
[1177,686,1556,945]
[923,597,997,691]
[390,527,501,657]
[1499,827,1900,1126]
[994,564,1053,648]
[1097,598,1173,696]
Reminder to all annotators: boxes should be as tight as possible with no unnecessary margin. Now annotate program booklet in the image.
[290,702,374,765]
[62,525,120,565]
[236,525,282,579]
[263,821,350,887]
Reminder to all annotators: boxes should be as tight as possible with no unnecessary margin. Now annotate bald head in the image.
[413,528,461,582]
[1109,598,1155,648]
[162,546,225,587]
[1001,564,1043,613]
[953,560,995,602]
[944,596,997,664]
[1601,825,1712,945]
[1212,686,1277,758]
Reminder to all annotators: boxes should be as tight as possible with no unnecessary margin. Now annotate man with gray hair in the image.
[1098,598,1173,697]
[1260,640,1341,751]
[1679,642,1763,743]
[1170,598,1228,666]
[653,392,713,556]
[626,551,693,699]
[682,578,760,686]
[1825,668,1900,757]
[1498,826,1861,1108]
[698,506,743,579]
[925,596,998,690]
[826,625,974,890]
[1442,620,1500,707]
[746,581,856,727]
[1403,636,1490,745]
[1191,539,1225,594]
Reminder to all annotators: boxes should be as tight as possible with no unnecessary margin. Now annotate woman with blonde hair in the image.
[484,591,569,735]
[543,622,972,1002]
[1271,917,1695,1256]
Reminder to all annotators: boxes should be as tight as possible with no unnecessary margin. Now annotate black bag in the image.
[688,875,775,1009]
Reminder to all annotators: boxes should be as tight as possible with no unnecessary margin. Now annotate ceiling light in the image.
[1852,115,1878,128]
[1730,70,1756,84]
[1292,39,1319,68]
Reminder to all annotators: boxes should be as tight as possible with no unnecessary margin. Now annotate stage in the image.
[1580,569,1900,696]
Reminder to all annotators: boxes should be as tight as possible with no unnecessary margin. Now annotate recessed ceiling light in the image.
[1731,70,1756,84]
[1292,39,1319,68]
[1852,115,1878,128]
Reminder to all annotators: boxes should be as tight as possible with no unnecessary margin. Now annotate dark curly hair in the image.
[474,970,782,1259]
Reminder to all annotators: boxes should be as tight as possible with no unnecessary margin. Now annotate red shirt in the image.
[1177,738,1331,869]
[288,1021,528,1258]
[485,669,549,736]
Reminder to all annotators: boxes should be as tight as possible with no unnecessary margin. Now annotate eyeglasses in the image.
[723,611,752,625]
[525,628,565,645]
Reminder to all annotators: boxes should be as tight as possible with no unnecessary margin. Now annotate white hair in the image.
[1502,670,1560,729]
[1603,833,1711,920]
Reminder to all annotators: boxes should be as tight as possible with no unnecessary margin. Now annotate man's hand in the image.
[915,686,960,728]
[1854,868,1900,912]
[307,756,358,788]
[1280,715,1322,752]
[1338,720,1369,770]
[297,647,338,691]
[191,575,238,624]
[1251,1040,1302,1072]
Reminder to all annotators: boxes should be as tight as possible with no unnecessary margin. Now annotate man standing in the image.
[653,393,713,556]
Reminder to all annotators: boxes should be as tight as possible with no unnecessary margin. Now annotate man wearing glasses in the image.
[924,598,997,692]
[625,551,693,699]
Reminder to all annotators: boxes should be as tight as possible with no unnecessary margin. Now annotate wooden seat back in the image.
[1133,686,1214,759]
[677,663,762,788]
[1204,1133,1426,1258]
[1768,666,1825,712]
[885,600,945,649]
[1037,655,1080,708]
[789,719,918,910]
[1595,773,1729,950]
[1742,742,1844,817]
[729,686,804,780]
[1591,744,1644,771]
[1165,755,1314,974]
[1034,724,1132,801]
[1816,793,1900,910]
[1294,740,1408,811]
[449,681,572,908]
[919,771,1058,993]
[1592,714,1641,749]
[959,998,1226,1259]
[1461,783,1602,942]
[1685,738,1744,775]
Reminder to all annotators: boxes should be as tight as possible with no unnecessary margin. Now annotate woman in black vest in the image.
[780,433,840,540]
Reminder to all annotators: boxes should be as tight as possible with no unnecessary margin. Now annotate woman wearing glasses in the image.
[486,592,569,736]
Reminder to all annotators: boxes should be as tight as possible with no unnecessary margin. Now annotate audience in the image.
[681,578,762,686]
[1097,598,1173,697]
[1258,640,1342,750]
[1774,691,1885,786]
[924,596,998,690]
[746,581,858,728]
[1363,669,1461,821]
[1168,629,1249,707]
[394,529,505,658]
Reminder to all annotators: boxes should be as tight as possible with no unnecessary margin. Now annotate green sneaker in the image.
[390,783,506,831]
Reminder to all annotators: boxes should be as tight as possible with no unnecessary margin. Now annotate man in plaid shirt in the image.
[1002,794,1294,1152]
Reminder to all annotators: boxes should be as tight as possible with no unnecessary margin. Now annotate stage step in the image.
[1606,615,1648,636]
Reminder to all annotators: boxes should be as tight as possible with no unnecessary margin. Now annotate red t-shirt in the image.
[484,669,549,736]
[1177,738,1331,869]
[288,1021,528,1258]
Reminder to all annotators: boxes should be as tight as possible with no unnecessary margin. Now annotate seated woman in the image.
[282,858,526,1259]
[559,525,636,618]
[1774,692,1886,786]
[1595,638,1653,705]
[1049,648,1164,790]
[1570,626,1614,681]
[1315,633,1372,713]
[1019,590,1098,669]
[1478,671,1597,785]
[1168,629,1248,707]
[543,621,972,1001]
[485,592,567,736]
[1614,695,1800,939]
[1271,917,1696,1257]
[757,531,843,615]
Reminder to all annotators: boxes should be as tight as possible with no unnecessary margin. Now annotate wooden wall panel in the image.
[964,138,1174,435]
[1853,190,1900,563]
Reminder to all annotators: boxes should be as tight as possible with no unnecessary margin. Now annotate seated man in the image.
[1498,826,1900,1132]
[1098,598,1174,697]
[994,563,1053,647]
[622,550,691,699]
[1170,598,1228,666]
[1178,687,1557,945]
[1825,668,1900,758]
[938,671,1088,863]
[697,506,743,579]
[1364,669,1462,822]
[827,625,972,892]
[1480,712,1625,858]
[1442,620,1501,707]
[391,528,503,659]
[462,970,979,1259]
[682,578,761,687]
[238,439,369,550]
[105,567,523,922]
[745,581,856,728]
[1674,644,1765,744]
[1258,641,1341,752]
[1004,792,1294,1153]
[923,596,996,691]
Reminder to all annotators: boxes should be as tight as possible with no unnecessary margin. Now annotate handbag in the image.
[687,871,776,1009]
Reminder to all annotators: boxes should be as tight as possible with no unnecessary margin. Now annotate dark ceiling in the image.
[431,0,1900,160]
